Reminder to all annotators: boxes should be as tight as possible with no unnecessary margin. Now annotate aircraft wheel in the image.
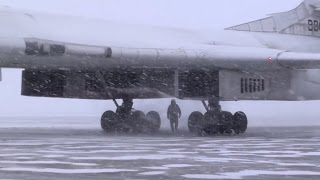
[188,111,203,133]
[201,111,220,135]
[131,111,146,133]
[101,111,117,133]
[233,111,248,134]
[220,111,234,134]
[146,111,161,133]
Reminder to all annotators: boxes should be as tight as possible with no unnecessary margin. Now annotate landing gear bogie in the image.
[101,110,162,134]
[188,99,248,136]
[101,98,162,134]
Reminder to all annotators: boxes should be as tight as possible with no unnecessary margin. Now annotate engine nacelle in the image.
[22,68,320,101]
[21,69,176,99]
[21,69,220,100]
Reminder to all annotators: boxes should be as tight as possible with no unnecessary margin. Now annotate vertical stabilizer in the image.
[226,0,320,37]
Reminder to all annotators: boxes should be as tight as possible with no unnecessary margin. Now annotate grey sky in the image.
[2,0,301,29]
[0,0,318,128]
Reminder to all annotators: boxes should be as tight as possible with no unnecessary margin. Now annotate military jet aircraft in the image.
[0,0,319,135]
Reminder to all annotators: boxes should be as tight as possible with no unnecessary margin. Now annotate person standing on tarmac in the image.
[167,99,182,132]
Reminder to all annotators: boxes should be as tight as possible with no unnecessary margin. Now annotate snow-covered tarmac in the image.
[0,127,320,180]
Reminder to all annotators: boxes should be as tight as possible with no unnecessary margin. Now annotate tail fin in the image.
[226,0,320,37]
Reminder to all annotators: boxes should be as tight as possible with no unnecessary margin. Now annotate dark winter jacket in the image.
[167,104,181,120]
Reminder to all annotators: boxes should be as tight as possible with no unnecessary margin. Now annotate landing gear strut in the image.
[101,98,161,134]
[188,98,248,135]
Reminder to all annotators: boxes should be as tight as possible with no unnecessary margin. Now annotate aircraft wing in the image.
[5,37,320,71]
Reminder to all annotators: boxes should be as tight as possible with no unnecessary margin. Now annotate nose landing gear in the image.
[188,98,248,135]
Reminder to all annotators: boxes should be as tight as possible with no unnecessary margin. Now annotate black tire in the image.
[131,111,146,133]
[146,111,161,133]
[220,111,234,134]
[201,111,220,135]
[101,111,117,133]
[233,111,248,134]
[188,111,203,133]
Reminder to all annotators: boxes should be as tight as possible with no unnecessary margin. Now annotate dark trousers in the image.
[170,118,179,132]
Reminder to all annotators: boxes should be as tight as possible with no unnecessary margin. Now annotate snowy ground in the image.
[0,127,320,179]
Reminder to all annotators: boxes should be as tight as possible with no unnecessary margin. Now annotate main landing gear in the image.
[101,98,161,134]
[188,98,248,135]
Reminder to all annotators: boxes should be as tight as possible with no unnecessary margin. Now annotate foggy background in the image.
[0,0,318,128]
